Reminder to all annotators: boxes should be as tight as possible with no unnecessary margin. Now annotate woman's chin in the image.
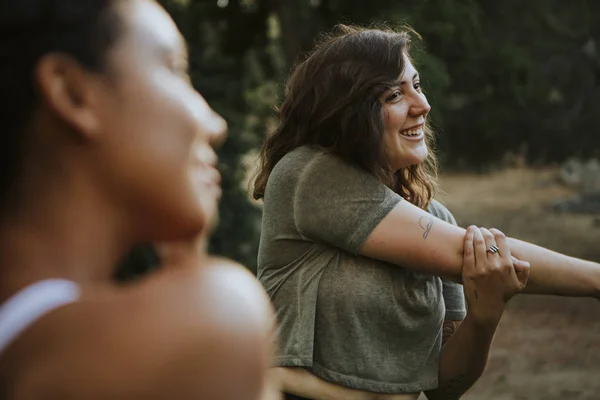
[166,203,216,242]
[194,197,219,234]
[390,146,429,170]
[406,150,429,167]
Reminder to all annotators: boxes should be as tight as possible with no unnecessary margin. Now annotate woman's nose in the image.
[206,111,227,149]
[410,94,431,117]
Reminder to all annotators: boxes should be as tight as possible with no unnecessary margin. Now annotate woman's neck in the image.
[0,177,132,303]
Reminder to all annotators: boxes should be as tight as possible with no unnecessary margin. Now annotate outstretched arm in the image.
[292,153,599,299]
[360,201,600,299]
[507,238,600,297]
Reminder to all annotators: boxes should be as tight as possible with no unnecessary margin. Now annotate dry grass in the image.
[430,167,600,400]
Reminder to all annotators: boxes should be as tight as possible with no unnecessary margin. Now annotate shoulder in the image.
[276,146,370,181]
[304,148,370,177]
[296,148,384,194]
[269,146,385,204]
[9,259,274,399]
[427,199,457,226]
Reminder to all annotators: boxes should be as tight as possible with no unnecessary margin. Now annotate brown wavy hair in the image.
[252,24,438,209]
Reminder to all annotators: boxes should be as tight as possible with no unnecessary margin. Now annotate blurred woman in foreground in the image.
[0,0,276,398]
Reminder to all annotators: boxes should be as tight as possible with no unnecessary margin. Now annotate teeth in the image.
[400,128,422,137]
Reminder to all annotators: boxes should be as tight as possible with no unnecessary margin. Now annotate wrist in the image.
[465,309,502,332]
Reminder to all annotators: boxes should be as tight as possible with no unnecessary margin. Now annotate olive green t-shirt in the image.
[257,146,466,394]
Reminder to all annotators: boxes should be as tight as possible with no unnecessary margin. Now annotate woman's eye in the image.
[414,82,422,92]
[386,91,402,102]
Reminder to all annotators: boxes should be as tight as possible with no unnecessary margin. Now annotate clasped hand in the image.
[462,226,530,325]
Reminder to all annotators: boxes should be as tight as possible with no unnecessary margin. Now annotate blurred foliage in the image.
[116,0,600,277]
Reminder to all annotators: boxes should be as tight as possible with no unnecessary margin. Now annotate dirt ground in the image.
[430,167,600,400]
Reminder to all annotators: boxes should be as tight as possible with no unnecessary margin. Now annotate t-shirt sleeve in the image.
[442,280,466,321]
[428,200,467,321]
[294,152,402,255]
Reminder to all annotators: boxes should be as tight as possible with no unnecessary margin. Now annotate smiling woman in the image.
[0,0,274,399]
[252,24,600,400]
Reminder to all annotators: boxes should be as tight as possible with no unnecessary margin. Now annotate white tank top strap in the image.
[0,279,80,355]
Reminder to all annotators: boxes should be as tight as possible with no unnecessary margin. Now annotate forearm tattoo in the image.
[442,320,461,346]
[419,215,434,239]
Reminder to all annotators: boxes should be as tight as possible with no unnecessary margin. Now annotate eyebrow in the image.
[396,73,420,86]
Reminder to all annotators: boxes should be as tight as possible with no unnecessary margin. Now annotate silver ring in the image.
[487,244,500,254]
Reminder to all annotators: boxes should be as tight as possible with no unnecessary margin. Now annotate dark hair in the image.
[0,0,123,211]
[252,25,438,209]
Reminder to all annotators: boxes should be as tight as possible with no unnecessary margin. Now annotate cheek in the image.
[98,74,210,238]
[392,114,407,130]
[107,72,198,156]
[135,78,207,191]
[382,109,397,146]
[383,109,394,132]
[385,105,408,128]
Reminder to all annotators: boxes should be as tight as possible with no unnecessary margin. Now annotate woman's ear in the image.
[35,53,103,140]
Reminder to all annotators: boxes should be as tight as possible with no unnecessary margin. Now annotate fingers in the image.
[510,256,531,288]
[472,226,488,267]
[489,228,510,260]
[515,261,530,287]
[479,227,514,287]
[470,226,530,291]
[463,226,476,273]
[490,227,530,288]
[479,228,497,258]
[511,256,530,273]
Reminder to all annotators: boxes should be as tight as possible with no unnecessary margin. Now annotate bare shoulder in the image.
[10,258,275,399]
